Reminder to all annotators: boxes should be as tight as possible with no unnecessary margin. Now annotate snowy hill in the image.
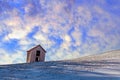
[73,49,120,61]
[0,50,120,80]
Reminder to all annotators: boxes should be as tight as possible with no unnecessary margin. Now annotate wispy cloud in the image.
[0,0,120,64]
[0,49,25,64]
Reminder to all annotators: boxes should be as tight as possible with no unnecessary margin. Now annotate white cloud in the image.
[50,48,81,61]
[60,34,71,49]
[71,28,82,46]
[74,6,92,26]
[88,28,104,38]
[4,28,29,40]
[0,0,120,64]
[33,32,47,41]
[0,49,25,65]
[64,35,71,42]
[0,49,12,64]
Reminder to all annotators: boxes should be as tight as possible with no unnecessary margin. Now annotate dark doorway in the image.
[35,57,39,62]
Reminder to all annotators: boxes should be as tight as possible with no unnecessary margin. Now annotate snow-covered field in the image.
[0,50,120,80]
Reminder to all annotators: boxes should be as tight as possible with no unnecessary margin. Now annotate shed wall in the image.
[27,46,46,63]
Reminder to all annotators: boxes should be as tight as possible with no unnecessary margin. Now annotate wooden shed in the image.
[26,45,46,63]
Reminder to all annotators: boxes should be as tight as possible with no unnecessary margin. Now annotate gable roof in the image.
[27,45,46,53]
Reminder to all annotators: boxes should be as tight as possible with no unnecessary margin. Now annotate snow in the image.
[0,50,120,80]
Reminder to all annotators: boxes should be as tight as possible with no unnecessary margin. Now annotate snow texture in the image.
[0,50,120,80]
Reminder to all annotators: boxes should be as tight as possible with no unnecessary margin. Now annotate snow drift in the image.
[0,50,120,80]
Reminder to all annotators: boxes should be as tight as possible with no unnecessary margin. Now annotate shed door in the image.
[35,57,39,62]
[35,50,40,62]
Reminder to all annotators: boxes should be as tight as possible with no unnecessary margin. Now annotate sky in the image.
[0,0,120,65]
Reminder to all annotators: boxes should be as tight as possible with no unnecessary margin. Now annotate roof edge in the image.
[27,45,46,53]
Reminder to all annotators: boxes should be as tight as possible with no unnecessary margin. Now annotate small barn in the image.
[26,45,46,63]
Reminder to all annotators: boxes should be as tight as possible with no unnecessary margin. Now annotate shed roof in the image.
[27,45,46,53]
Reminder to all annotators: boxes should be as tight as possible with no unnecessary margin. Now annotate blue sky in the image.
[0,0,120,64]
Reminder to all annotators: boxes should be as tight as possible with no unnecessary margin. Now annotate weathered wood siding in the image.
[27,46,46,63]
